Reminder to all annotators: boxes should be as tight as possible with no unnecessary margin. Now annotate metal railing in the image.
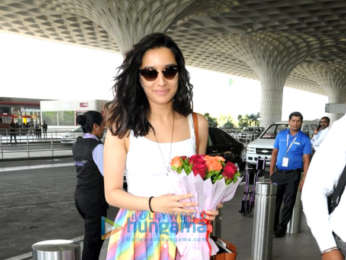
[0,129,76,160]
[222,128,261,144]
[0,128,70,142]
[237,133,261,144]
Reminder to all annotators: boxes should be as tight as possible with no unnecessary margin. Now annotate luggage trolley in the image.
[239,158,267,216]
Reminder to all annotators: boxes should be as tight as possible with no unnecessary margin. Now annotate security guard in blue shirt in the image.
[270,111,311,238]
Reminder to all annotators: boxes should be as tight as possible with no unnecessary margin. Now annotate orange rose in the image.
[171,156,183,169]
[204,155,223,172]
[213,156,225,162]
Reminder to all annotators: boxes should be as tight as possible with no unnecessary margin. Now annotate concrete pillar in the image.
[226,32,323,127]
[92,0,197,54]
[326,88,346,122]
[297,62,346,122]
[259,72,286,127]
[35,0,197,54]
[98,0,200,53]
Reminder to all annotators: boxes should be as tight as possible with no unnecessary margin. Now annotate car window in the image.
[210,128,234,145]
[277,124,287,134]
[261,124,288,139]
[261,124,276,139]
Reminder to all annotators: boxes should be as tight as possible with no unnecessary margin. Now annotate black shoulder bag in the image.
[328,164,346,214]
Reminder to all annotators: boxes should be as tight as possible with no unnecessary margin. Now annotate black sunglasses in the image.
[139,65,179,81]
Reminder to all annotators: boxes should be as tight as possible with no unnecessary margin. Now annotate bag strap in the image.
[192,112,199,154]
[328,164,346,214]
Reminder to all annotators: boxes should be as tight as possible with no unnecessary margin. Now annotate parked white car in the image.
[245,121,318,169]
[60,127,83,144]
[238,126,264,143]
[60,127,107,144]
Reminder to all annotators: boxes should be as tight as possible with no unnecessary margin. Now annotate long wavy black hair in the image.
[108,33,193,138]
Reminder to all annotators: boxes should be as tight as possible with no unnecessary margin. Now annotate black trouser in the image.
[10,134,17,143]
[75,194,107,260]
[271,169,301,231]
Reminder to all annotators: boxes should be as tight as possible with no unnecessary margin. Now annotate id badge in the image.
[282,157,289,167]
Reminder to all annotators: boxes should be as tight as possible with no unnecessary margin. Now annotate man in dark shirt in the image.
[42,120,48,138]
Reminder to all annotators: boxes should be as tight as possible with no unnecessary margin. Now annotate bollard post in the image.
[51,139,54,158]
[0,137,3,160]
[251,182,277,260]
[286,190,302,234]
[26,139,30,159]
[32,239,80,260]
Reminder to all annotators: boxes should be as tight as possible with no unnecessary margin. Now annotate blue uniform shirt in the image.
[274,129,311,171]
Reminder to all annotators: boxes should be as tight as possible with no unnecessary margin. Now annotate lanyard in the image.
[286,133,298,154]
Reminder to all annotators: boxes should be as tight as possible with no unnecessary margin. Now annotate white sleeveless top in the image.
[125,113,196,197]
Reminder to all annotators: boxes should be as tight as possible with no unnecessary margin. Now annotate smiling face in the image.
[139,47,179,106]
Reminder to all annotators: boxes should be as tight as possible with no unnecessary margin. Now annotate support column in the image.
[297,62,346,121]
[325,88,346,121]
[35,0,197,54]
[94,0,198,53]
[225,32,323,126]
[259,72,286,127]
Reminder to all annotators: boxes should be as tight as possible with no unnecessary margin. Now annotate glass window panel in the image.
[58,111,74,126]
[42,112,57,125]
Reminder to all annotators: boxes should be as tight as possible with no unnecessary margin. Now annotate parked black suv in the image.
[207,127,245,170]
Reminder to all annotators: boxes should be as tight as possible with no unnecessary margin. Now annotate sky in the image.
[0,30,328,121]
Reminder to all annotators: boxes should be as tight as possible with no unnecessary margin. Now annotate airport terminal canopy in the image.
[1,0,346,124]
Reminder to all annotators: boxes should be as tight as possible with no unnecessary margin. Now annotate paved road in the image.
[0,158,117,259]
[0,157,73,168]
[0,142,71,151]
[1,158,320,259]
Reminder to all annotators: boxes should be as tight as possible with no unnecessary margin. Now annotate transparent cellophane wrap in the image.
[167,170,242,260]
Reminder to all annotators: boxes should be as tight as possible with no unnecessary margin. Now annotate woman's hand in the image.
[321,249,344,260]
[205,203,223,221]
[150,194,196,215]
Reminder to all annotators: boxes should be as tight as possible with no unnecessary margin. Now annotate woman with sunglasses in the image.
[104,33,219,259]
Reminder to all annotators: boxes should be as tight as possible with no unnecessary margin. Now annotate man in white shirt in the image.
[311,116,330,152]
[302,114,346,260]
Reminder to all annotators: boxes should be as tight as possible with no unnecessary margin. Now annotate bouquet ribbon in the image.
[192,211,213,257]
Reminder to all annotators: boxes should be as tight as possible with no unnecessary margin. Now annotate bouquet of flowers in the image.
[169,154,242,260]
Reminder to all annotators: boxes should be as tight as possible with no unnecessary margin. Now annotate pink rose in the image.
[189,155,207,179]
[222,162,238,180]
